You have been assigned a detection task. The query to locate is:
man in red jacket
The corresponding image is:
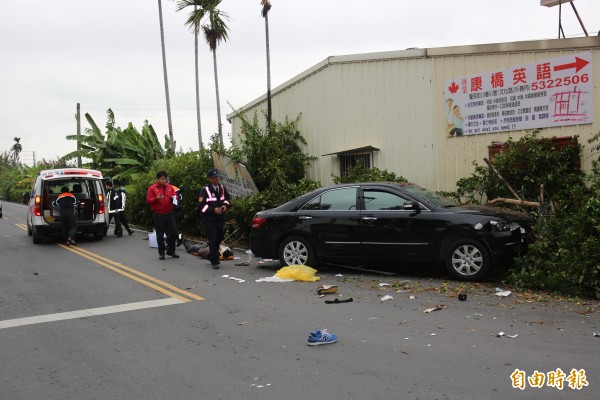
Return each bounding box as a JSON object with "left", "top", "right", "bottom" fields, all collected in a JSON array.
[{"left": 146, "top": 171, "right": 179, "bottom": 260}]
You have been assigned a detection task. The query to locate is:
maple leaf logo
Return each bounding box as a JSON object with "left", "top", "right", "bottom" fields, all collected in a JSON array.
[{"left": 448, "top": 81, "right": 459, "bottom": 94}]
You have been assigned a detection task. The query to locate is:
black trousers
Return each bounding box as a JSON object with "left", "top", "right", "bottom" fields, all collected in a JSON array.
[
  {"left": 61, "top": 212, "right": 77, "bottom": 241},
  {"left": 153, "top": 213, "right": 177, "bottom": 255},
  {"left": 204, "top": 218, "right": 225, "bottom": 265},
  {"left": 106, "top": 212, "right": 122, "bottom": 235},
  {"left": 119, "top": 211, "right": 131, "bottom": 233}
]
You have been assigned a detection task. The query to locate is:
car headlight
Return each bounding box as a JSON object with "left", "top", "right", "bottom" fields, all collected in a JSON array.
[{"left": 489, "top": 220, "right": 521, "bottom": 232}]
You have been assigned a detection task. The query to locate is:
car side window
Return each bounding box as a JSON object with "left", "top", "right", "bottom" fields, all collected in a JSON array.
[
  {"left": 302, "top": 187, "right": 358, "bottom": 211},
  {"left": 362, "top": 190, "right": 410, "bottom": 211}
]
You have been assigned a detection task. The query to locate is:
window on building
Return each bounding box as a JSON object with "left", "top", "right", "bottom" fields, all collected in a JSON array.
[{"left": 340, "top": 153, "right": 371, "bottom": 178}]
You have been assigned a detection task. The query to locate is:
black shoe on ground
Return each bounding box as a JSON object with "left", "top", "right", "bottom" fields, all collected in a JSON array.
[
  {"left": 116, "top": 233, "right": 123, "bottom": 238},
  {"left": 176, "top": 234, "right": 183, "bottom": 247},
  {"left": 159, "top": 253, "right": 165, "bottom": 260},
  {"left": 128, "top": 230, "right": 134, "bottom": 236},
  {"left": 167, "top": 252, "right": 180, "bottom": 258},
  {"left": 211, "top": 263, "right": 220, "bottom": 269},
  {"left": 67, "top": 237, "right": 76, "bottom": 246}
]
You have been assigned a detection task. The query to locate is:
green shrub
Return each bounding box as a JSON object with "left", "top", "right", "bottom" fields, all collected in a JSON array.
[
  {"left": 511, "top": 188, "right": 600, "bottom": 299},
  {"left": 126, "top": 150, "right": 213, "bottom": 236},
  {"left": 451, "top": 131, "right": 585, "bottom": 206}
]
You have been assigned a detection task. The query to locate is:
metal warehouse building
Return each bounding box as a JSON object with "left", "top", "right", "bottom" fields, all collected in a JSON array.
[{"left": 228, "top": 37, "right": 599, "bottom": 191}]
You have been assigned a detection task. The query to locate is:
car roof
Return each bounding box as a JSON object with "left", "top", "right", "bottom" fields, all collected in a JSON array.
[
  {"left": 277, "top": 182, "right": 419, "bottom": 211},
  {"left": 39, "top": 168, "right": 104, "bottom": 181}
]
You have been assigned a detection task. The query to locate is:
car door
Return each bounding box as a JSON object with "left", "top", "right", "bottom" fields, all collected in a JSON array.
[
  {"left": 296, "top": 186, "right": 363, "bottom": 258},
  {"left": 359, "top": 187, "right": 437, "bottom": 260}
]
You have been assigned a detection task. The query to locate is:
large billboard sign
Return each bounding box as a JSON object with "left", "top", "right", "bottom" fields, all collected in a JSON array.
[
  {"left": 212, "top": 152, "right": 259, "bottom": 198},
  {"left": 443, "top": 52, "right": 592, "bottom": 137},
  {"left": 540, "top": 0, "right": 574, "bottom": 8}
]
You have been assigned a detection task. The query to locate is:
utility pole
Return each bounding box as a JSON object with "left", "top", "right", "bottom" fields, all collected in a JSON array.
[{"left": 76, "top": 103, "right": 82, "bottom": 167}]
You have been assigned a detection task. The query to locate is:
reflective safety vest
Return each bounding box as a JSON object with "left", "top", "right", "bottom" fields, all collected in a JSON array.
[
  {"left": 52, "top": 192, "right": 77, "bottom": 214},
  {"left": 199, "top": 184, "right": 230, "bottom": 215}
]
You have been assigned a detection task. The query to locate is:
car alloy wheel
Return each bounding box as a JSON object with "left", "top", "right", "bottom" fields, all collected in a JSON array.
[
  {"left": 279, "top": 236, "right": 315, "bottom": 266},
  {"left": 445, "top": 239, "right": 490, "bottom": 281}
]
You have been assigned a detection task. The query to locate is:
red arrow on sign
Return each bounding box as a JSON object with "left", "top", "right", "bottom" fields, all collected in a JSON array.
[{"left": 553, "top": 57, "right": 589, "bottom": 73}]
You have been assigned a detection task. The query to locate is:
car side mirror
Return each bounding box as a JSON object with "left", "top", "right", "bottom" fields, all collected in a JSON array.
[{"left": 403, "top": 201, "right": 420, "bottom": 212}]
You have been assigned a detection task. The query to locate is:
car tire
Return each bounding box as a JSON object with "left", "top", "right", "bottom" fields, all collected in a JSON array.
[
  {"left": 444, "top": 238, "right": 490, "bottom": 281},
  {"left": 32, "top": 227, "right": 42, "bottom": 244},
  {"left": 278, "top": 236, "right": 315, "bottom": 267}
]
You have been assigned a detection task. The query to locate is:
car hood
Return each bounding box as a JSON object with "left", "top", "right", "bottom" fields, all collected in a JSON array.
[{"left": 448, "top": 205, "right": 531, "bottom": 223}]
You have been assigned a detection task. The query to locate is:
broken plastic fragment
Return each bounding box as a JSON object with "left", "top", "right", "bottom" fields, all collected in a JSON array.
[{"left": 424, "top": 304, "right": 447, "bottom": 313}]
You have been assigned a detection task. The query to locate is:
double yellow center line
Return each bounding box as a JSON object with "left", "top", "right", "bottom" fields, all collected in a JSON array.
[{"left": 15, "top": 224, "right": 203, "bottom": 302}]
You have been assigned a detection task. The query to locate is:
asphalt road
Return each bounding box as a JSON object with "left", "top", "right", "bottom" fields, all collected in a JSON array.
[{"left": 1, "top": 201, "right": 598, "bottom": 400}]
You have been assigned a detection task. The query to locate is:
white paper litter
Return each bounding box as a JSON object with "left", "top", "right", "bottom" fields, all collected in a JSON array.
[
  {"left": 495, "top": 291, "right": 512, "bottom": 297},
  {"left": 335, "top": 274, "right": 344, "bottom": 277},
  {"left": 380, "top": 295, "right": 394, "bottom": 302},
  {"left": 255, "top": 276, "right": 295, "bottom": 282},
  {"left": 222, "top": 275, "right": 245, "bottom": 283},
  {"left": 379, "top": 283, "right": 391, "bottom": 287}
]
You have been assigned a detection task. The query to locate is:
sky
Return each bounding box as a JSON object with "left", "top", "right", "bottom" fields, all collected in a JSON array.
[{"left": 1, "top": 0, "right": 598, "bottom": 165}]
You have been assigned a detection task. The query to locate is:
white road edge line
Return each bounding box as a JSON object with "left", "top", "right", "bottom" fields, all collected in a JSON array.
[{"left": 0, "top": 298, "right": 185, "bottom": 330}]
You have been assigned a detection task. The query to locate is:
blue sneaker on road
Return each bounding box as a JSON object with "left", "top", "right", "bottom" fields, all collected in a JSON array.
[{"left": 307, "top": 329, "right": 337, "bottom": 346}]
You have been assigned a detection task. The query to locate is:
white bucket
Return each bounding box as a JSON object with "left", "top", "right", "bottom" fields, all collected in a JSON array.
[{"left": 148, "top": 231, "right": 167, "bottom": 248}]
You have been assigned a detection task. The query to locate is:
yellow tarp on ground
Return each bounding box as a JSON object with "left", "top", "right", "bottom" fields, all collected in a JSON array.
[{"left": 275, "top": 265, "right": 320, "bottom": 282}]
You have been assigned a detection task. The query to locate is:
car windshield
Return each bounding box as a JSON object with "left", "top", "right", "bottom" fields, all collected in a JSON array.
[{"left": 402, "top": 185, "right": 458, "bottom": 208}]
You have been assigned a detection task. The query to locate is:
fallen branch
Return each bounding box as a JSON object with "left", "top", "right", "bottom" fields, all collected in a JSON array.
[
  {"left": 483, "top": 157, "right": 521, "bottom": 200},
  {"left": 486, "top": 197, "right": 540, "bottom": 207}
]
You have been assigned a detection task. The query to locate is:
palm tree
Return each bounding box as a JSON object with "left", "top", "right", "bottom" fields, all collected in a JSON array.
[
  {"left": 202, "top": 5, "right": 229, "bottom": 146},
  {"left": 157, "top": 0, "right": 175, "bottom": 153},
  {"left": 10, "top": 137, "right": 22, "bottom": 166},
  {"left": 175, "top": 0, "right": 218, "bottom": 151},
  {"left": 261, "top": 0, "right": 272, "bottom": 127}
]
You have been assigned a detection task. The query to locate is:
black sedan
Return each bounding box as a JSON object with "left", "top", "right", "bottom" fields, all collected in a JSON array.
[{"left": 249, "top": 182, "right": 531, "bottom": 281}]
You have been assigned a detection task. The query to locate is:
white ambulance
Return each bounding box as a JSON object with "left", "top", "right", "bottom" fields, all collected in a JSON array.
[{"left": 26, "top": 168, "right": 108, "bottom": 244}]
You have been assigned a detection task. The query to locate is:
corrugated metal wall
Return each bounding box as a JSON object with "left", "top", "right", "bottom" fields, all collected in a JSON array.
[{"left": 229, "top": 37, "right": 600, "bottom": 191}]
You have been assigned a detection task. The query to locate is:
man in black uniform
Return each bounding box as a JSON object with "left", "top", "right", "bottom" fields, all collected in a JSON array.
[
  {"left": 117, "top": 180, "right": 134, "bottom": 236},
  {"left": 198, "top": 168, "right": 231, "bottom": 269},
  {"left": 105, "top": 181, "right": 123, "bottom": 237},
  {"left": 52, "top": 186, "right": 78, "bottom": 245}
]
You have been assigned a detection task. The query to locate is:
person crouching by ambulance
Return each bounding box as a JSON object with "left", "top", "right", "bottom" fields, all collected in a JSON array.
[
  {"left": 198, "top": 168, "right": 231, "bottom": 269},
  {"left": 52, "top": 186, "right": 77, "bottom": 245}
]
